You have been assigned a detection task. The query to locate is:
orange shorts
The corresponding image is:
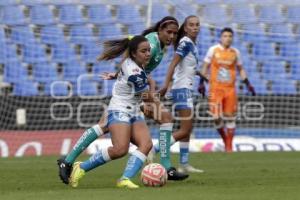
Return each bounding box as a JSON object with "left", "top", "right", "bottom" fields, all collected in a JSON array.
[{"left": 208, "top": 87, "right": 237, "bottom": 118}]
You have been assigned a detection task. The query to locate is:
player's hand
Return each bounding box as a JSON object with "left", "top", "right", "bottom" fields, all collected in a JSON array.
[
  {"left": 247, "top": 84, "right": 256, "bottom": 96},
  {"left": 158, "top": 86, "right": 168, "bottom": 97},
  {"left": 99, "top": 72, "right": 117, "bottom": 80},
  {"left": 198, "top": 82, "right": 206, "bottom": 98}
]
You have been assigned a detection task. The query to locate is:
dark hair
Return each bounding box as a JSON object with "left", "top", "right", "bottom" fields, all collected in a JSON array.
[
  {"left": 175, "top": 15, "right": 198, "bottom": 49},
  {"left": 98, "top": 35, "right": 148, "bottom": 61},
  {"left": 142, "top": 16, "right": 179, "bottom": 36},
  {"left": 221, "top": 27, "right": 234, "bottom": 36}
]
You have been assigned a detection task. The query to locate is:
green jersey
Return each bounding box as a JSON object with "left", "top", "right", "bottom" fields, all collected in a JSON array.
[{"left": 145, "top": 32, "right": 165, "bottom": 74}]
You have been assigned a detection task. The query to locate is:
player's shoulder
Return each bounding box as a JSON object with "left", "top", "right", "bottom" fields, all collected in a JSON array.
[
  {"left": 121, "top": 58, "right": 139, "bottom": 73},
  {"left": 229, "top": 46, "right": 241, "bottom": 55}
]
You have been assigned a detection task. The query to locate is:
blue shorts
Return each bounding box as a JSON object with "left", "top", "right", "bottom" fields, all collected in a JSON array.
[
  {"left": 171, "top": 88, "right": 193, "bottom": 110},
  {"left": 107, "top": 110, "right": 145, "bottom": 127}
]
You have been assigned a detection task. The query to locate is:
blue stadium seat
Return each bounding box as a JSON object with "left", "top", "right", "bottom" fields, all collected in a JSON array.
[
  {"left": 69, "top": 25, "right": 95, "bottom": 44},
  {"left": 128, "top": 23, "right": 146, "bottom": 35},
  {"left": 3, "top": 61, "right": 28, "bottom": 83},
  {"left": 202, "top": 5, "right": 230, "bottom": 25},
  {"left": 63, "top": 61, "right": 87, "bottom": 82},
  {"left": 268, "top": 24, "right": 295, "bottom": 43},
  {"left": 58, "top": 5, "right": 85, "bottom": 25},
  {"left": 261, "top": 61, "right": 287, "bottom": 80},
  {"left": 151, "top": 4, "right": 170, "bottom": 22},
  {"left": 116, "top": 5, "right": 143, "bottom": 24},
  {"left": 10, "top": 26, "right": 37, "bottom": 44},
  {"left": 22, "top": 0, "right": 48, "bottom": 5},
  {"left": 80, "top": 42, "right": 103, "bottom": 63},
  {"left": 0, "top": 0, "right": 18, "bottom": 5},
  {"left": 174, "top": 4, "right": 198, "bottom": 22},
  {"left": 51, "top": 43, "right": 77, "bottom": 63},
  {"left": 98, "top": 24, "right": 123, "bottom": 40},
  {"left": 252, "top": 42, "right": 278, "bottom": 61},
  {"left": 76, "top": 80, "right": 99, "bottom": 96},
  {"left": 33, "top": 62, "right": 59, "bottom": 83},
  {"left": 259, "top": 5, "right": 285, "bottom": 24},
  {"left": 30, "top": 5, "right": 55, "bottom": 25},
  {"left": 0, "top": 42, "right": 19, "bottom": 63},
  {"left": 1, "top": 6, "right": 27, "bottom": 25},
  {"left": 13, "top": 81, "right": 40, "bottom": 96},
  {"left": 193, "top": 0, "right": 222, "bottom": 4},
  {"left": 280, "top": 43, "right": 300, "bottom": 59},
  {"left": 93, "top": 61, "right": 116, "bottom": 74},
  {"left": 286, "top": 6, "right": 300, "bottom": 24},
  {"left": 231, "top": 5, "right": 257, "bottom": 24},
  {"left": 272, "top": 80, "right": 297, "bottom": 95},
  {"left": 87, "top": 5, "right": 115, "bottom": 24},
  {"left": 44, "top": 81, "right": 71, "bottom": 96},
  {"left": 290, "top": 62, "right": 300, "bottom": 80},
  {"left": 241, "top": 24, "right": 268, "bottom": 42},
  {"left": 51, "top": 0, "right": 80, "bottom": 5},
  {"left": 40, "top": 25, "right": 66, "bottom": 45},
  {"left": 249, "top": 79, "right": 269, "bottom": 95},
  {"left": 22, "top": 43, "right": 48, "bottom": 63}
]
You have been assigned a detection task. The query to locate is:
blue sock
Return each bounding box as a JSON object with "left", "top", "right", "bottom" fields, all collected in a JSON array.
[
  {"left": 80, "top": 147, "right": 111, "bottom": 172},
  {"left": 122, "top": 150, "right": 146, "bottom": 179},
  {"left": 180, "top": 142, "right": 189, "bottom": 165}
]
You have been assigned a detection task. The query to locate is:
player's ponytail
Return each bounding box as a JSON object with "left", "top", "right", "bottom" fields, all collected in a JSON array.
[
  {"left": 142, "top": 16, "right": 179, "bottom": 36},
  {"left": 98, "top": 35, "right": 148, "bottom": 61},
  {"left": 175, "top": 15, "right": 198, "bottom": 49}
]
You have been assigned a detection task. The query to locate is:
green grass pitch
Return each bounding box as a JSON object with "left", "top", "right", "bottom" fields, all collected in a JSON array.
[{"left": 0, "top": 152, "right": 299, "bottom": 200}]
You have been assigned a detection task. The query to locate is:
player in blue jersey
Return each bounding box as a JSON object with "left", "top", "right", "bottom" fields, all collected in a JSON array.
[
  {"left": 156, "top": 16, "right": 204, "bottom": 173},
  {"left": 69, "top": 35, "right": 153, "bottom": 189},
  {"left": 58, "top": 17, "right": 188, "bottom": 185}
]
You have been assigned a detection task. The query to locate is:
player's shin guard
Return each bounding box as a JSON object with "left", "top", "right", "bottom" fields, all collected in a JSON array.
[
  {"left": 179, "top": 142, "right": 189, "bottom": 166},
  {"left": 159, "top": 123, "right": 173, "bottom": 170},
  {"left": 65, "top": 125, "right": 103, "bottom": 164},
  {"left": 122, "top": 150, "right": 146, "bottom": 179},
  {"left": 225, "top": 121, "right": 236, "bottom": 152},
  {"left": 80, "top": 147, "right": 111, "bottom": 172},
  {"left": 153, "top": 134, "right": 175, "bottom": 153}
]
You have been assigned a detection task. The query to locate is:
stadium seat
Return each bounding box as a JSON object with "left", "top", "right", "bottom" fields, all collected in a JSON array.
[
  {"left": 80, "top": 42, "right": 103, "bottom": 63},
  {"left": 202, "top": 5, "right": 230, "bottom": 25},
  {"left": 231, "top": 5, "right": 257, "bottom": 24},
  {"left": 241, "top": 24, "right": 268, "bottom": 42},
  {"left": 69, "top": 25, "right": 96, "bottom": 44},
  {"left": 87, "top": 5, "right": 115, "bottom": 24},
  {"left": 93, "top": 61, "right": 116, "bottom": 74},
  {"left": 51, "top": 43, "right": 77, "bottom": 63},
  {"left": 98, "top": 24, "right": 123, "bottom": 40},
  {"left": 76, "top": 80, "right": 99, "bottom": 96},
  {"left": 22, "top": 43, "right": 48, "bottom": 63},
  {"left": 151, "top": 4, "right": 170, "bottom": 22},
  {"left": 3, "top": 61, "right": 28, "bottom": 83},
  {"left": 58, "top": 5, "right": 85, "bottom": 25},
  {"left": 10, "top": 26, "right": 37, "bottom": 44},
  {"left": 63, "top": 61, "right": 87, "bottom": 82},
  {"left": 1, "top": 6, "right": 27, "bottom": 25},
  {"left": 127, "top": 23, "right": 146, "bottom": 35},
  {"left": 280, "top": 43, "right": 300, "bottom": 59},
  {"left": 193, "top": 0, "right": 222, "bottom": 5},
  {"left": 0, "top": 43, "right": 19, "bottom": 62},
  {"left": 252, "top": 42, "right": 278, "bottom": 61},
  {"left": 116, "top": 5, "right": 143, "bottom": 24},
  {"left": 0, "top": 0, "right": 18, "bottom": 5},
  {"left": 261, "top": 61, "right": 287, "bottom": 80},
  {"left": 258, "top": 5, "right": 285, "bottom": 24},
  {"left": 33, "top": 62, "right": 59, "bottom": 83},
  {"left": 272, "top": 80, "right": 297, "bottom": 95},
  {"left": 286, "top": 6, "right": 300, "bottom": 24},
  {"left": 174, "top": 4, "right": 198, "bottom": 22},
  {"left": 30, "top": 5, "right": 56, "bottom": 25},
  {"left": 13, "top": 81, "right": 40, "bottom": 96},
  {"left": 40, "top": 25, "right": 66, "bottom": 45},
  {"left": 44, "top": 81, "right": 71, "bottom": 96},
  {"left": 22, "top": 0, "right": 49, "bottom": 5},
  {"left": 268, "top": 24, "right": 295, "bottom": 43}
]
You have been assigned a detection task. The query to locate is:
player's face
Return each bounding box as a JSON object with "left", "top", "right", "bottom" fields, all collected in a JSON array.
[
  {"left": 184, "top": 17, "right": 200, "bottom": 39},
  {"left": 132, "top": 41, "right": 151, "bottom": 67},
  {"left": 221, "top": 32, "right": 233, "bottom": 48},
  {"left": 158, "top": 23, "right": 178, "bottom": 46}
]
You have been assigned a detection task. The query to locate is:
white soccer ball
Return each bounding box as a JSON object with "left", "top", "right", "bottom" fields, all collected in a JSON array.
[{"left": 141, "top": 163, "right": 168, "bottom": 187}]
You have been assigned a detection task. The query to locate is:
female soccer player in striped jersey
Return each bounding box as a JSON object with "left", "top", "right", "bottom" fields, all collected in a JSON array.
[
  {"left": 58, "top": 16, "right": 188, "bottom": 184},
  {"left": 69, "top": 35, "right": 153, "bottom": 189},
  {"left": 157, "top": 15, "right": 204, "bottom": 173},
  {"left": 199, "top": 27, "right": 256, "bottom": 152}
]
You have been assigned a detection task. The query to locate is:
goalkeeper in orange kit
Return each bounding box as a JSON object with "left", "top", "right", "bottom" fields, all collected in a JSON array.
[{"left": 198, "top": 27, "right": 256, "bottom": 152}]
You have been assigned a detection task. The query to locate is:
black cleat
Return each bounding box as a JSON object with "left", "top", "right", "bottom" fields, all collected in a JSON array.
[
  {"left": 57, "top": 156, "right": 72, "bottom": 184},
  {"left": 167, "top": 167, "right": 189, "bottom": 181}
]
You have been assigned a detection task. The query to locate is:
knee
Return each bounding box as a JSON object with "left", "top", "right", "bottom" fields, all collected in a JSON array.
[{"left": 138, "top": 139, "right": 153, "bottom": 155}]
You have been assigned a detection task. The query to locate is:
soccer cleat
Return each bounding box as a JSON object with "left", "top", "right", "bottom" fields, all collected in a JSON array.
[
  {"left": 167, "top": 167, "right": 189, "bottom": 181},
  {"left": 146, "top": 148, "right": 156, "bottom": 164},
  {"left": 116, "top": 178, "right": 139, "bottom": 189},
  {"left": 69, "top": 162, "right": 85, "bottom": 188},
  {"left": 57, "top": 156, "right": 72, "bottom": 184},
  {"left": 178, "top": 164, "right": 204, "bottom": 173}
]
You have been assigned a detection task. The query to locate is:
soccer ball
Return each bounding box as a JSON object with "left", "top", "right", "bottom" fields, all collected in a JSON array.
[{"left": 141, "top": 163, "right": 168, "bottom": 187}]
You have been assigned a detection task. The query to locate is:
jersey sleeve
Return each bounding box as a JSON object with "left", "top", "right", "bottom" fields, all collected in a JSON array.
[
  {"left": 145, "top": 34, "right": 158, "bottom": 59},
  {"left": 176, "top": 40, "right": 193, "bottom": 58},
  {"left": 203, "top": 46, "right": 214, "bottom": 64},
  {"left": 122, "top": 63, "right": 148, "bottom": 93}
]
